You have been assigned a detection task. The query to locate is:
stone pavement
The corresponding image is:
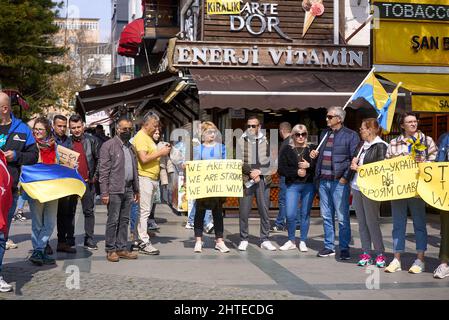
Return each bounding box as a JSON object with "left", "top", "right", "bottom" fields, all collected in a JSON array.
[{"left": 1, "top": 202, "right": 448, "bottom": 300}]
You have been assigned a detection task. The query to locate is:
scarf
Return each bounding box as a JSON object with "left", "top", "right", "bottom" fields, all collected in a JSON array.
[{"left": 36, "top": 137, "right": 57, "bottom": 164}]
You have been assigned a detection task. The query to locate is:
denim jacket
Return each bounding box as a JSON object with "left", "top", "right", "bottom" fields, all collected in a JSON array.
[{"left": 437, "top": 133, "right": 449, "bottom": 162}]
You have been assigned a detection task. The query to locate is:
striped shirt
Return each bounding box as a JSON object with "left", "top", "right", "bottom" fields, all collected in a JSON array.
[
  {"left": 386, "top": 131, "right": 438, "bottom": 161},
  {"left": 320, "top": 132, "right": 334, "bottom": 180}
]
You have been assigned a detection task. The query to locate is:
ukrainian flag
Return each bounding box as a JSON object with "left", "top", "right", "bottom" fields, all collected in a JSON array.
[
  {"left": 20, "top": 164, "right": 86, "bottom": 203},
  {"left": 351, "top": 70, "right": 401, "bottom": 134}
]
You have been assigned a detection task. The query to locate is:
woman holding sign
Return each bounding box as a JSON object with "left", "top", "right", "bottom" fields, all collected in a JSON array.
[
  {"left": 385, "top": 112, "right": 437, "bottom": 274},
  {"left": 349, "top": 119, "right": 388, "bottom": 268},
  {"left": 278, "top": 124, "right": 316, "bottom": 252},
  {"left": 192, "top": 121, "right": 229, "bottom": 253},
  {"left": 28, "top": 117, "right": 60, "bottom": 266}
]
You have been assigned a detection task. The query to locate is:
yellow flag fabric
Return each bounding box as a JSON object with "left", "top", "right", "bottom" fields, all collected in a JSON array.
[
  {"left": 382, "top": 82, "right": 401, "bottom": 135},
  {"left": 357, "top": 156, "right": 419, "bottom": 201},
  {"left": 417, "top": 162, "right": 449, "bottom": 211},
  {"left": 186, "top": 159, "right": 243, "bottom": 200}
]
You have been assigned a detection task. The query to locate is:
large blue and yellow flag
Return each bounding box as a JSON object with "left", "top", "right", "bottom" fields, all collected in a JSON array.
[
  {"left": 20, "top": 164, "right": 86, "bottom": 203},
  {"left": 351, "top": 70, "right": 401, "bottom": 134}
]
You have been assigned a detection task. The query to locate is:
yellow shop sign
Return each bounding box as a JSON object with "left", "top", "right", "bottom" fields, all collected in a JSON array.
[
  {"left": 374, "top": 20, "right": 449, "bottom": 66},
  {"left": 206, "top": 0, "right": 240, "bottom": 15}
]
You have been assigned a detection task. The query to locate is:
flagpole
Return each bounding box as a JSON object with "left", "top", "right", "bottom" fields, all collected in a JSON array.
[{"left": 315, "top": 67, "right": 376, "bottom": 152}]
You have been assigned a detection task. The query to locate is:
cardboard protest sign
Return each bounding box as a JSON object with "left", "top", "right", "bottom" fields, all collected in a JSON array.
[
  {"left": 57, "top": 145, "right": 80, "bottom": 169},
  {"left": 357, "top": 156, "right": 419, "bottom": 201},
  {"left": 186, "top": 159, "right": 243, "bottom": 200},
  {"left": 418, "top": 162, "right": 449, "bottom": 211}
]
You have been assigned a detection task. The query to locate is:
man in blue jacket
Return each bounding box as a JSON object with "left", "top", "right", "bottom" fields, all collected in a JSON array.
[
  {"left": 310, "top": 106, "right": 360, "bottom": 260},
  {"left": 0, "top": 92, "right": 38, "bottom": 292}
]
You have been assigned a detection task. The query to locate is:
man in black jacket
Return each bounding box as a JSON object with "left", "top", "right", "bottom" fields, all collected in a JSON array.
[
  {"left": 0, "top": 92, "right": 38, "bottom": 292},
  {"left": 68, "top": 114, "right": 100, "bottom": 250}
]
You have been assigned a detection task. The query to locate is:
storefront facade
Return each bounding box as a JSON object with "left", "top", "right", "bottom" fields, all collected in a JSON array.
[{"left": 373, "top": 0, "right": 449, "bottom": 141}]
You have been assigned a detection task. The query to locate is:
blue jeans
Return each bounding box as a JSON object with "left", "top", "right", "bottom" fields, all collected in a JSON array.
[
  {"left": 130, "top": 202, "right": 139, "bottom": 236},
  {"left": 391, "top": 198, "right": 427, "bottom": 253},
  {"left": 275, "top": 176, "right": 301, "bottom": 228},
  {"left": 286, "top": 183, "right": 315, "bottom": 242},
  {"left": 16, "top": 193, "right": 27, "bottom": 211},
  {"left": 319, "top": 180, "right": 351, "bottom": 251},
  {"left": 30, "top": 199, "right": 58, "bottom": 252},
  {"left": 188, "top": 200, "right": 212, "bottom": 226}
]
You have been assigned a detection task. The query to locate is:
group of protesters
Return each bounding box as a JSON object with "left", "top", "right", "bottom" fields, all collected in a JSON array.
[{"left": 1, "top": 88, "right": 448, "bottom": 292}]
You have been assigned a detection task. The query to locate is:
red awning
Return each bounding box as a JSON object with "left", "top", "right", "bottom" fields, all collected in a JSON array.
[{"left": 118, "top": 18, "right": 144, "bottom": 57}]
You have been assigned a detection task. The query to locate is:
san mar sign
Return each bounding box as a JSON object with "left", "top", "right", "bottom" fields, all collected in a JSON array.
[
  {"left": 169, "top": 41, "right": 370, "bottom": 70},
  {"left": 373, "top": 0, "right": 449, "bottom": 67}
]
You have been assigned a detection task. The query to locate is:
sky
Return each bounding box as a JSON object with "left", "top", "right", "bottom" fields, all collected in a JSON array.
[{"left": 58, "top": 0, "right": 112, "bottom": 42}]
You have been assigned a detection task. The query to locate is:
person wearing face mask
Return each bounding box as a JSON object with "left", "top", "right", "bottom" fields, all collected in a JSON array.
[{"left": 99, "top": 117, "right": 140, "bottom": 262}]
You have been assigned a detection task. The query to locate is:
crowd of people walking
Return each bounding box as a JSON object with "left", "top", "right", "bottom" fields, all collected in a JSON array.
[{"left": 1, "top": 89, "right": 449, "bottom": 293}]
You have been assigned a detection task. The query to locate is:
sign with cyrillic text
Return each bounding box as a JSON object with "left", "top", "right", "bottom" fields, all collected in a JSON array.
[{"left": 356, "top": 156, "right": 419, "bottom": 201}]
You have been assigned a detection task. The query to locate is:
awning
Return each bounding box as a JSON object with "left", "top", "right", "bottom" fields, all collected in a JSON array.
[
  {"left": 76, "top": 71, "right": 178, "bottom": 116},
  {"left": 379, "top": 73, "right": 449, "bottom": 113},
  {"left": 190, "top": 69, "right": 372, "bottom": 110},
  {"left": 118, "top": 18, "right": 144, "bottom": 57}
]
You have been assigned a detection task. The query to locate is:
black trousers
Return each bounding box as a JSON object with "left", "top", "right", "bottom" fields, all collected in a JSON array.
[
  {"left": 57, "top": 195, "right": 77, "bottom": 246},
  {"left": 68, "top": 182, "right": 96, "bottom": 242},
  {"left": 194, "top": 198, "right": 224, "bottom": 238}
]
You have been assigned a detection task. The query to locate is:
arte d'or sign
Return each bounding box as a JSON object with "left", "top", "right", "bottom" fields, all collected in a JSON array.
[{"left": 172, "top": 41, "right": 370, "bottom": 70}]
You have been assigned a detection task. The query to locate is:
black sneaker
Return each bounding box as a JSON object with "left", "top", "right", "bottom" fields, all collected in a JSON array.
[
  {"left": 42, "top": 253, "right": 56, "bottom": 265},
  {"left": 271, "top": 225, "right": 284, "bottom": 232},
  {"left": 29, "top": 251, "right": 44, "bottom": 266},
  {"left": 317, "top": 248, "right": 336, "bottom": 257},
  {"left": 84, "top": 240, "right": 98, "bottom": 250},
  {"left": 339, "top": 249, "right": 351, "bottom": 260}
]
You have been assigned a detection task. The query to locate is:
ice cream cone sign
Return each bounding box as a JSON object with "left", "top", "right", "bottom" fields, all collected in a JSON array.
[{"left": 302, "top": 0, "right": 325, "bottom": 37}]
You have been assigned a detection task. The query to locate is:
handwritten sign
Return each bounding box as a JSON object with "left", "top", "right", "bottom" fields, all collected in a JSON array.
[
  {"left": 357, "top": 156, "right": 419, "bottom": 201},
  {"left": 418, "top": 162, "right": 449, "bottom": 211},
  {"left": 186, "top": 159, "right": 243, "bottom": 199},
  {"left": 57, "top": 145, "right": 80, "bottom": 169}
]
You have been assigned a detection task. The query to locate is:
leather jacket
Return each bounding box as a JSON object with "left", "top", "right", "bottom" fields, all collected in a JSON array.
[
  {"left": 67, "top": 133, "right": 100, "bottom": 181},
  {"left": 348, "top": 140, "right": 387, "bottom": 182}
]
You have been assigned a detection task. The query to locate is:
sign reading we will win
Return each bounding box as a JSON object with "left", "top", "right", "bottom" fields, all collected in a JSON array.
[{"left": 186, "top": 160, "right": 244, "bottom": 200}]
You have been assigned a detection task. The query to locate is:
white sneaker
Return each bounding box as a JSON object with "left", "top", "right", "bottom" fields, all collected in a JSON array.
[
  {"left": 409, "top": 259, "right": 425, "bottom": 274},
  {"left": 6, "top": 239, "right": 18, "bottom": 250},
  {"left": 433, "top": 263, "right": 449, "bottom": 279},
  {"left": 238, "top": 240, "right": 249, "bottom": 251},
  {"left": 279, "top": 240, "right": 296, "bottom": 251},
  {"left": 385, "top": 258, "right": 402, "bottom": 273},
  {"left": 215, "top": 242, "right": 230, "bottom": 253},
  {"left": 194, "top": 241, "right": 203, "bottom": 253},
  {"left": 0, "top": 276, "right": 12, "bottom": 293},
  {"left": 260, "top": 241, "right": 277, "bottom": 251},
  {"left": 185, "top": 222, "right": 194, "bottom": 229},
  {"left": 299, "top": 241, "right": 308, "bottom": 252}
]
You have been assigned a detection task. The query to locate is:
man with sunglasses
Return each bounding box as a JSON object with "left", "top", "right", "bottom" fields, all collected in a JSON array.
[
  {"left": 99, "top": 117, "right": 140, "bottom": 262},
  {"left": 310, "top": 107, "right": 359, "bottom": 260},
  {"left": 237, "top": 116, "right": 277, "bottom": 251}
]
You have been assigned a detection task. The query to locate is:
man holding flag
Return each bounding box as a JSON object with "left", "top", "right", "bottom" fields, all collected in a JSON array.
[{"left": 310, "top": 107, "right": 359, "bottom": 260}]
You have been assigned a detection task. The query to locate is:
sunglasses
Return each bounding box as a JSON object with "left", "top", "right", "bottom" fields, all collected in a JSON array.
[
  {"left": 294, "top": 132, "right": 307, "bottom": 138},
  {"left": 121, "top": 127, "right": 133, "bottom": 132},
  {"left": 247, "top": 124, "right": 258, "bottom": 128},
  {"left": 204, "top": 129, "right": 216, "bottom": 134},
  {"left": 326, "top": 115, "right": 338, "bottom": 120}
]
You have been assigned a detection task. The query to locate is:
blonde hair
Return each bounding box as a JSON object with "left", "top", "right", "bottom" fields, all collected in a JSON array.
[
  {"left": 201, "top": 121, "right": 218, "bottom": 142},
  {"left": 288, "top": 124, "right": 308, "bottom": 148}
]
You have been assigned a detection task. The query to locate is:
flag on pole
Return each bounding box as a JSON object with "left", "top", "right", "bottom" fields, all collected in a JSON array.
[{"left": 351, "top": 70, "right": 401, "bottom": 134}]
